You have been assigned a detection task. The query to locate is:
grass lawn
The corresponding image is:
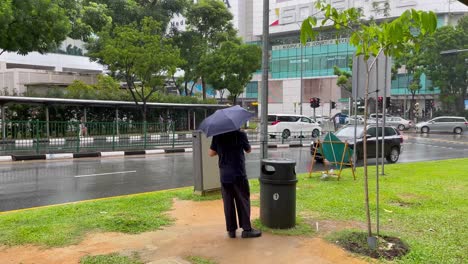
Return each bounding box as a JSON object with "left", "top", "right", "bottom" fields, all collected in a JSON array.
[{"left": 0, "top": 158, "right": 466, "bottom": 264}]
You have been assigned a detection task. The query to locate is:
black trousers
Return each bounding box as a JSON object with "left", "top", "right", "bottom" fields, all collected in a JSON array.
[{"left": 221, "top": 177, "right": 252, "bottom": 232}]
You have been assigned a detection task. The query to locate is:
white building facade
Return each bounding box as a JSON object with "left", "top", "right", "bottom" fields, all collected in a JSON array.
[{"left": 0, "top": 39, "right": 104, "bottom": 95}]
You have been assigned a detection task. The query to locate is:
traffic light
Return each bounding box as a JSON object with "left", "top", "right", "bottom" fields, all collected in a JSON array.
[
  {"left": 378, "top": 96, "right": 383, "bottom": 107},
  {"left": 310, "top": 97, "right": 316, "bottom": 108},
  {"left": 331, "top": 101, "right": 336, "bottom": 109},
  {"left": 386, "top": 97, "right": 391, "bottom": 108},
  {"left": 310, "top": 97, "right": 320, "bottom": 108},
  {"left": 425, "top": 100, "right": 432, "bottom": 110}
]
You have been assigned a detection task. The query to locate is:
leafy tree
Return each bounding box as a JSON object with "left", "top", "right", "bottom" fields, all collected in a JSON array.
[
  {"left": 57, "top": 0, "right": 112, "bottom": 41},
  {"left": 0, "top": 0, "right": 71, "bottom": 56},
  {"left": 185, "top": 0, "right": 237, "bottom": 100},
  {"left": 204, "top": 41, "right": 261, "bottom": 104},
  {"left": 333, "top": 66, "right": 352, "bottom": 93},
  {"left": 393, "top": 43, "right": 425, "bottom": 120},
  {"left": 301, "top": 2, "right": 437, "bottom": 242},
  {"left": 418, "top": 16, "right": 468, "bottom": 114},
  {"left": 91, "top": 0, "right": 188, "bottom": 28},
  {"left": 88, "top": 17, "right": 182, "bottom": 121},
  {"left": 170, "top": 30, "right": 206, "bottom": 96}
]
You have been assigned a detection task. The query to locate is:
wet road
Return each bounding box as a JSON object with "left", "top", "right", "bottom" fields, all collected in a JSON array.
[{"left": 1, "top": 132, "right": 467, "bottom": 212}]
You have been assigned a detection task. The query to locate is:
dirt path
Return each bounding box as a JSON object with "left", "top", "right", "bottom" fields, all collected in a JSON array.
[{"left": 0, "top": 199, "right": 368, "bottom": 264}]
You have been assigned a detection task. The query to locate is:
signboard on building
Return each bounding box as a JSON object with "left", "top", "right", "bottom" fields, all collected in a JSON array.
[{"left": 272, "top": 38, "right": 349, "bottom": 50}]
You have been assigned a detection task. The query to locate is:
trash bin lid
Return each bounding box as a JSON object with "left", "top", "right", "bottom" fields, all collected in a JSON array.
[
  {"left": 260, "top": 158, "right": 296, "bottom": 181},
  {"left": 261, "top": 158, "right": 296, "bottom": 165}
]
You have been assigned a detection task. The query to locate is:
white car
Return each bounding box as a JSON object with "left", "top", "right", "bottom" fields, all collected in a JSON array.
[
  {"left": 268, "top": 114, "right": 322, "bottom": 139},
  {"left": 309, "top": 115, "right": 330, "bottom": 124}
]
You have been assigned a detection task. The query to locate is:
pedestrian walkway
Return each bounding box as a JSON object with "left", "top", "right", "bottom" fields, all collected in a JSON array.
[{"left": 0, "top": 199, "right": 367, "bottom": 264}]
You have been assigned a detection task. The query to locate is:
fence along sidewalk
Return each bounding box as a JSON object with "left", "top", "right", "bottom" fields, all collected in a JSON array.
[{"left": 0, "top": 120, "right": 193, "bottom": 155}]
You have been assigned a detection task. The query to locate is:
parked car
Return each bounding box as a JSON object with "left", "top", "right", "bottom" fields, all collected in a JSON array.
[
  {"left": 345, "top": 115, "right": 365, "bottom": 125},
  {"left": 415, "top": 116, "right": 468, "bottom": 134},
  {"left": 268, "top": 114, "right": 322, "bottom": 139},
  {"left": 310, "top": 124, "right": 403, "bottom": 163},
  {"left": 386, "top": 116, "right": 414, "bottom": 131},
  {"left": 369, "top": 113, "right": 392, "bottom": 119},
  {"left": 310, "top": 115, "right": 330, "bottom": 125}
]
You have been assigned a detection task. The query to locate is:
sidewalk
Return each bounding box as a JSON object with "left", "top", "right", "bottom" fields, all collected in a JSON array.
[{"left": 0, "top": 199, "right": 367, "bottom": 264}]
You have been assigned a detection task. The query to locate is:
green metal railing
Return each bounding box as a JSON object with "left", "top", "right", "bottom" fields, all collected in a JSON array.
[
  {"left": 0, "top": 120, "right": 190, "bottom": 155},
  {"left": 0, "top": 120, "right": 322, "bottom": 155}
]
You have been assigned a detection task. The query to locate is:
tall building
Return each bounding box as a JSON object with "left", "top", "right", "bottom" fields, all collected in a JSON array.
[{"left": 236, "top": 0, "right": 467, "bottom": 118}]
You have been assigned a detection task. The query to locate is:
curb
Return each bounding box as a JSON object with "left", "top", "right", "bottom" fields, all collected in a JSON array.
[{"left": 0, "top": 143, "right": 309, "bottom": 162}]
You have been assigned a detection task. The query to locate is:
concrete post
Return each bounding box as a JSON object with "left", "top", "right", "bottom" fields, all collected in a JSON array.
[
  {"left": 1, "top": 105, "right": 5, "bottom": 140},
  {"left": 115, "top": 108, "right": 119, "bottom": 135}
]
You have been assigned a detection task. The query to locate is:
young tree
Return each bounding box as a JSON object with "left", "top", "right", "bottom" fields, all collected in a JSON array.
[
  {"left": 88, "top": 17, "right": 182, "bottom": 121},
  {"left": 301, "top": 2, "right": 437, "bottom": 243},
  {"left": 0, "top": 0, "right": 71, "bottom": 56}
]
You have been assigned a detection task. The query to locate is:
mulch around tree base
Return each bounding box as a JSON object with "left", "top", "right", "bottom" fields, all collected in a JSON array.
[{"left": 334, "top": 232, "right": 410, "bottom": 260}]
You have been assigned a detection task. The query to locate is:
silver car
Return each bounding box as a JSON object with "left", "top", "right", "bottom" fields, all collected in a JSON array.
[
  {"left": 415, "top": 116, "right": 468, "bottom": 134},
  {"left": 386, "top": 117, "right": 414, "bottom": 131}
]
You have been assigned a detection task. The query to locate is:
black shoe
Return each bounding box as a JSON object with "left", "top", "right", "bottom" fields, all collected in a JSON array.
[
  {"left": 241, "top": 229, "right": 262, "bottom": 238},
  {"left": 228, "top": 231, "right": 236, "bottom": 238}
]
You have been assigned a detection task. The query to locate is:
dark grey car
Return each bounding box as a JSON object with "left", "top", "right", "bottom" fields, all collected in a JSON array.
[{"left": 311, "top": 125, "right": 403, "bottom": 163}]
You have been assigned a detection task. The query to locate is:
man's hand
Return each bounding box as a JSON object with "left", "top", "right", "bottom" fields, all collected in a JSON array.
[{"left": 208, "top": 149, "right": 218, "bottom": 157}]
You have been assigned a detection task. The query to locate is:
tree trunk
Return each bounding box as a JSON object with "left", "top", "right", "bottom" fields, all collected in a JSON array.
[
  {"left": 202, "top": 77, "right": 207, "bottom": 100},
  {"left": 184, "top": 81, "right": 189, "bottom": 96},
  {"left": 142, "top": 102, "right": 147, "bottom": 123},
  {"left": 232, "top": 95, "right": 238, "bottom": 105},
  {"left": 190, "top": 82, "right": 197, "bottom": 96}
]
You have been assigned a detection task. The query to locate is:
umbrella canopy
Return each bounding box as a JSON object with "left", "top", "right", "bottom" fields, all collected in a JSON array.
[{"left": 198, "top": 105, "right": 255, "bottom": 137}]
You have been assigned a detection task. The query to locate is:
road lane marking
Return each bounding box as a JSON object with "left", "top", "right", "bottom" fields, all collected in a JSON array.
[{"left": 74, "top": 170, "right": 137, "bottom": 178}]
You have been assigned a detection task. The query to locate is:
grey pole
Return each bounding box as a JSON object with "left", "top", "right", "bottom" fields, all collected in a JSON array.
[
  {"left": 381, "top": 56, "right": 388, "bottom": 175},
  {"left": 1, "top": 105, "right": 5, "bottom": 140},
  {"left": 353, "top": 56, "right": 360, "bottom": 167},
  {"left": 193, "top": 110, "right": 196, "bottom": 130},
  {"left": 45, "top": 105, "right": 50, "bottom": 138},
  {"left": 260, "top": 0, "right": 269, "bottom": 159},
  {"left": 115, "top": 108, "right": 119, "bottom": 135},
  {"left": 375, "top": 56, "right": 380, "bottom": 238},
  {"left": 300, "top": 42, "right": 303, "bottom": 115},
  {"left": 83, "top": 108, "right": 87, "bottom": 123}
]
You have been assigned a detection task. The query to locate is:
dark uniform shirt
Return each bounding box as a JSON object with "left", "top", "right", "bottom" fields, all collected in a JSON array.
[{"left": 210, "top": 130, "right": 251, "bottom": 184}]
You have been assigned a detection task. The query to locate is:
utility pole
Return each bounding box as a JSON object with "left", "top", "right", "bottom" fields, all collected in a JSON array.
[
  {"left": 300, "top": 42, "right": 303, "bottom": 115},
  {"left": 260, "top": 0, "right": 269, "bottom": 159}
]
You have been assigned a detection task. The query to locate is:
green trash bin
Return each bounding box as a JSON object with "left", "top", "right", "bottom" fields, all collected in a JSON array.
[{"left": 259, "top": 158, "right": 297, "bottom": 229}]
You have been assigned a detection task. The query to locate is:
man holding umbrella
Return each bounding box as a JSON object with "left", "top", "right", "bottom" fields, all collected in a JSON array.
[{"left": 200, "top": 106, "right": 262, "bottom": 239}]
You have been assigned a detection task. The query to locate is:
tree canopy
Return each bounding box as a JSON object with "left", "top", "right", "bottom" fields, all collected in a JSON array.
[
  {"left": 88, "top": 17, "right": 182, "bottom": 121},
  {"left": 417, "top": 16, "right": 468, "bottom": 114},
  {"left": 204, "top": 41, "right": 261, "bottom": 104},
  {"left": 184, "top": 0, "right": 238, "bottom": 100},
  {"left": 0, "top": 0, "right": 71, "bottom": 56}
]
